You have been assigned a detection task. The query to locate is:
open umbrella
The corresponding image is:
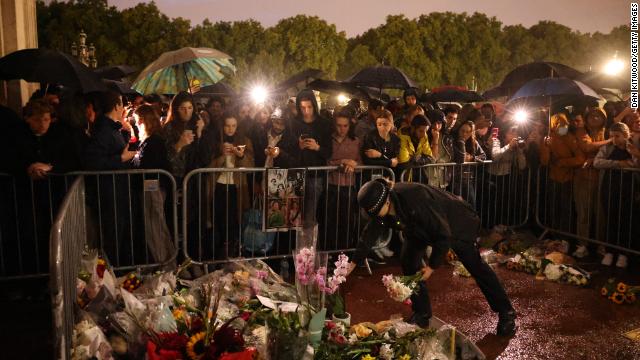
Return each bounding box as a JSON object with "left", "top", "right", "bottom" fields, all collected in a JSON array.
[
  {"left": 104, "top": 79, "right": 140, "bottom": 95},
  {"left": 422, "top": 86, "right": 484, "bottom": 103},
  {"left": 578, "top": 71, "right": 630, "bottom": 92},
  {"left": 508, "top": 77, "right": 600, "bottom": 104},
  {"left": 307, "top": 79, "right": 372, "bottom": 100},
  {"left": 0, "top": 48, "right": 107, "bottom": 93},
  {"left": 345, "top": 65, "right": 418, "bottom": 90},
  {"left": 497, "top": 61, "right": 584, "bottom": 97},
  {"left": 132, "top": 47, "right": 235, "bottom": 95},
  {"left": 94, "top": 65, "right": 138, "bottom": 80},
  {"left": 275, "top": 68, "right": 324, "bottom": 92},
  {"left": 507, "top": 77, "right": 602, "bottom": 134},
  {"left": 196, "top": 82, "right": 237, "bottom": 97}
]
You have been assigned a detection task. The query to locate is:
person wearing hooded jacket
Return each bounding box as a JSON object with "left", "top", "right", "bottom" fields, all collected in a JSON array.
[
  {"left": 353, "top": 178, "right": 516, "bottom": 336},
  {"left": 288, "top": 89, "right": 333, "bottom": 230}
]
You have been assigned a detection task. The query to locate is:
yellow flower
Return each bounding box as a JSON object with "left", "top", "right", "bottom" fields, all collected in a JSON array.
[
  {"left": 625, "top": 293, "right": 637, "bottom": 304},
  {"left": 617, "top": 282, "right": 628, "bottom": 293},
  {"left": 172, "top": 308, "right": 184, "bottom": 320},
  {"left": 399, "top": 355, "right": 412, "bottom": 360},
  {"left": 361, "top": 355, "right": 376, "bottom": 360},
  {"left": 186, "top": 332, "right": 206, "bottom": 360},
  {"left": 600, "top": 287, "right": 608, "bottom": 297},
  {"left": 611, "top": 292, "right": 625, "bottom": 305},
  {"left": 352, "top": 324, "right": 372, "bottom": 338}
]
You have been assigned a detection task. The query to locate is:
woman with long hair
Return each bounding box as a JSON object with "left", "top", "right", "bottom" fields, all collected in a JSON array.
[
  {"left": 209, "top": 113, "right": 254, "bottom": 259},
  {"left": 162, "top": 91, "right": 209, "bottom": 183},
  {"left": 452, "top": 120, "right": 486, "bottom": 208},
  {"left": 133, "top": 104, "right": 175, "bottom": 268}
]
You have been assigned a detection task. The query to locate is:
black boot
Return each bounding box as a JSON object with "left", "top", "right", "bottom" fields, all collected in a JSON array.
[{"left": 496, "top": 310, "right": 517, "bottom": 337}]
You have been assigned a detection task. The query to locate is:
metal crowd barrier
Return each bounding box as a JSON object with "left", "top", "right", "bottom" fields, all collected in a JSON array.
[
  {"left": 72, "top": 170, "right": 179, "bottom": 271},
  {"left": 50, "top": 176, "right": 86, "bottom": 360},
  {"left": 536, "top": 166, "right": 640, "bottom": 255},
  {"left": 1, "top": 169, "right": 179, "bottom": 281},
  {"left": 182, "top": 165, "right": 395, "bottom": 265},
  {"left": 399, "top": 161, "right": 531, "bottom": 229},
  {"left": 0, "top": 172, "right": 74, "bottom": 280}
]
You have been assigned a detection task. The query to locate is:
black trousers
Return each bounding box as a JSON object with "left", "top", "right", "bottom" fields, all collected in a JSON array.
[{"left": 401, "top": 233, "right": 513, "bottom": 319}]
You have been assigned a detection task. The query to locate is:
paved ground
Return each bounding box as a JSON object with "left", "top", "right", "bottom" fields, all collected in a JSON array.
[
  {"left": 345, "top": 260, "right": 640, "bottom": 360},
  {"left": 1, "top": 258, "right": 639, "bottom": 359}
]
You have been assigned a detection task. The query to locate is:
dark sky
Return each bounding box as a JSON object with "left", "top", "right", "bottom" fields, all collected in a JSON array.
[{"left": 107, "top": 0, "right": 628, "bottom": 36}]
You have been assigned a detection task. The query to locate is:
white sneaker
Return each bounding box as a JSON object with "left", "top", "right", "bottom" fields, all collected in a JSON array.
[
  {"left": 601, "top": 253, "right": 614, "bottom": 266},
  {"left": 573, "top": 245, "right": 589, "bottom": 259},
  {"left": 615, "top": 254, "right": 628, "bottom": 268},
  {"left": 377, "top": 246, "right": 394, "bottom": 258}
]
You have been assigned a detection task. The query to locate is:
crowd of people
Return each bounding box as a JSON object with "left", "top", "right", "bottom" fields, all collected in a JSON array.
[{"left": 1, "top": 85, "right": 639, "bottom": 271}]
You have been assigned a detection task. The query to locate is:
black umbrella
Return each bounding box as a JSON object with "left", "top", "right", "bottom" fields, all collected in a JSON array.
[
  {"left": 94, "top": 65, "right": 138, "bottom": 80},
  {"left": 498, "top": 61, "right": 584, "bottom": 96},
  {"left": 104, "top": 79, "right": 140, "bottom": 95},
  {"left": 0, "top": 48, "right": 107, "bottom": 93},
  {"left": 345, "top": 65, "right": 418, "bottom": 90},
  {"left": 421, "top": 89, "right": 484, "bottom": 103},
  {"left": 578, "top": 71, "right": 630, "bottom": 92},
  {"left": 197, "top": 82, "right": 237, "bottom": 97},
  {"left": 275, "top": 68, "right": 324, "bottom": 92},
  {"left": 307, "top": 79, "right": 371, "bottom": 100},
  {"left": 482, "top": 86, "right": 510, "bottom": 100}
]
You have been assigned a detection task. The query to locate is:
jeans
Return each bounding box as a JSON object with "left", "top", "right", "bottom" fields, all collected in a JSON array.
[{"left": 401, "top": 234, "right": 513, "bottom": 319}]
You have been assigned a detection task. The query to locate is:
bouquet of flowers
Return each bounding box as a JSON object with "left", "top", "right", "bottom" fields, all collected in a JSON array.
[
  {"left": 542, "top": 263, "right": 590, "bottom": 286},
  {"left": 601, "top": 279, "right": 639, "bottom": 305},
  {"left": 381, "top": 272, "right": 423, "bottom": 303},
  {"left": 315, "top": 318, "right": 440, "bottom": 360}
]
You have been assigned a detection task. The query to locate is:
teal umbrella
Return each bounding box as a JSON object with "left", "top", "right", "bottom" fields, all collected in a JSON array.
[{"left": 132, "top": 47, "right": 235, "bottom": 95}]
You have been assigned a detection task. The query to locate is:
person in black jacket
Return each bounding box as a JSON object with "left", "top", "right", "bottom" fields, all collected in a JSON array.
[
  {"left": 354, "top": 179, "right": 516, "bottom": 336},
  {"left": 361, "top": 109, "right": 400, "bottom": 177},
  {"left": 288, "top": 89, "right": 333, "bottom": 229},
  {"left": 84, "top": 91, "right": 138, "bottom": 266},
  {"left": 85, "top": 91, "right": 135, "bottom": 170}
]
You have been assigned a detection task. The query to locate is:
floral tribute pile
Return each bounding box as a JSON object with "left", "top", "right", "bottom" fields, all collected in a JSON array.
[{"left": 70, "top": 250, "right": 473, "bottom": 360}]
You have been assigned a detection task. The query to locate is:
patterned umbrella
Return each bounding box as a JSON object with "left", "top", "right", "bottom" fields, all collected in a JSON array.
[{"left": 132, "top": 47, "right": 235, "bottom": 95}]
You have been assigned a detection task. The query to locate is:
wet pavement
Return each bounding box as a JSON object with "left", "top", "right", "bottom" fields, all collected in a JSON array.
[{"left": 344, "top": 261, "right": 640, "bottom": 360}]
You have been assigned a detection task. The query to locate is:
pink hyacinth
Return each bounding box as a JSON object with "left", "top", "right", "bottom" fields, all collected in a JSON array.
[{"left": 255, "top": 270, "right": 268, "bottom": 280}]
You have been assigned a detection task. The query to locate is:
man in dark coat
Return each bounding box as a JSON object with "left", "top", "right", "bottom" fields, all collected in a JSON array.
[
  {"left": 287, "top": 89, "right": 333, "bottom": 229},
  {"left": 354, "top": 179, "right": 517, "bottom": 336}
]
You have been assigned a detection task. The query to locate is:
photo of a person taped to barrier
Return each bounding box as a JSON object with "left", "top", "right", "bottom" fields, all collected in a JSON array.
[
  {"left": 351, "top": 178, "right": 517, "bottom": 336},
  {"left": 287, "top": 169, "right": 305, "bottom": 197},
  {"left": 267, "top": 199, "right": 286, "bottom": 228},
  {"left": 286, "top": 197, "right": 303, "bottom": 228},
  {"left": 267, "top": 169, "right": 287, "bottom": 198}
]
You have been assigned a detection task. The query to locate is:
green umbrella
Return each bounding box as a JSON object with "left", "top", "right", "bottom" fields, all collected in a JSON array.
[{"left": 132, "top": 47, "right": 236, "bottom": 95}]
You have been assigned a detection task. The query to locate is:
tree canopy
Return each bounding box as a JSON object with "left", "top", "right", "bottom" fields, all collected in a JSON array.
[{"left": 35, "top": 0, "right": 628, "bottom": 91}]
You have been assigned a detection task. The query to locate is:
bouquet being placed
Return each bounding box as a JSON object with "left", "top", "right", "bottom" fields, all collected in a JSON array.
[{"left": 381, "top": 272, "right": 423, "bottom": 303}]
